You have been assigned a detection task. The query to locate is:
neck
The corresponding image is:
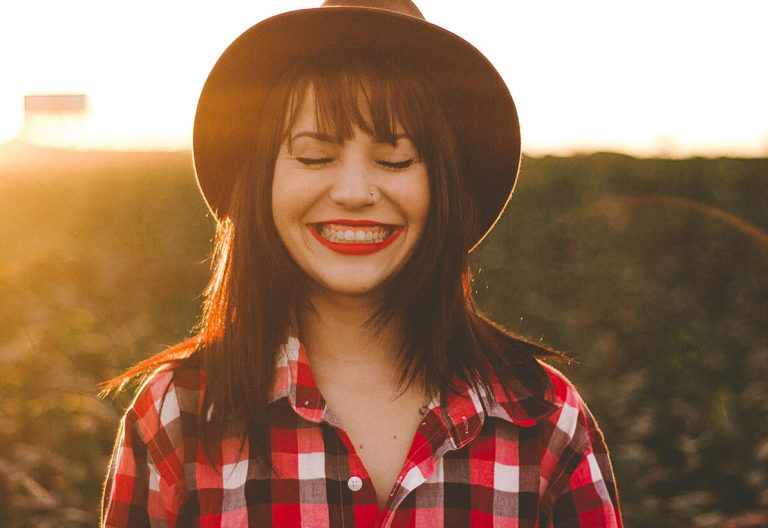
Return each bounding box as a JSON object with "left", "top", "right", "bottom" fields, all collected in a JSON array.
[{"left": 298, "top": 290, "right": 407, "bottom": 391}]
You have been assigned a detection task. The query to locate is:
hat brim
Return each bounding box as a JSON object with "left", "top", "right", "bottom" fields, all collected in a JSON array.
[{"left": 193, "top": 6, "right": 520, "bottom": 251}]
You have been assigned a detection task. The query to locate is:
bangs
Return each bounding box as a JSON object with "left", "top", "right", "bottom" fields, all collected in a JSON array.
[{"left": 279, "top": 50, "right": 435, "bottom": 151}]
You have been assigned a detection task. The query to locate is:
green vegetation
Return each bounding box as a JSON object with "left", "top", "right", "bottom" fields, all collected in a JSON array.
[{"left": 1, "top": 144, "right": 766, "bottom": 526}]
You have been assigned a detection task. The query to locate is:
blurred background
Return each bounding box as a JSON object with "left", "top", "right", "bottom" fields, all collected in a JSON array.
[{"left": 1, "top": 1, "right": 766, "bottom": 526}]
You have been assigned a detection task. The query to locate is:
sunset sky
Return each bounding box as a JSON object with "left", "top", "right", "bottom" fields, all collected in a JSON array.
[{"left": 1, "top": 0, "right": 766, "bottom": 156}]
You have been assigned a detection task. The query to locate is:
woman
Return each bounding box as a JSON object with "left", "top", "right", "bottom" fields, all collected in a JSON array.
[{"left": 101, "top": 1, "right": 622, "bottom": 526}]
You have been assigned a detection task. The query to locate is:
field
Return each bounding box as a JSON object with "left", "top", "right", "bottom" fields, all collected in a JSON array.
[{"left": 0, "top": 142, "right": 766, "bottom": 526}]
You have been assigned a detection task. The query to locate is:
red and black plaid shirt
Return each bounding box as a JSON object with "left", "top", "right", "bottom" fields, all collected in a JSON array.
[{"left": 102, "top": 337, "right": 622, "bottom": 527}]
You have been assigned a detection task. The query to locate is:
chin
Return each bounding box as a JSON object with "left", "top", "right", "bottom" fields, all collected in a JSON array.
[
  {"left": 323, "top": 282, "right": 382, "bottom": 297},
  {"left": 309, "top": 273, "right": 391, "bottom": 299}
]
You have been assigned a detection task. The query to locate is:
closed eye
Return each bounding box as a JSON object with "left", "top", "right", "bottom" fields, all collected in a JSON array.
[
  {"left": 378, "top": 159, "right": 416, "bottom": 170},
  {"left": 296, "top": 157, "right": 334, "bottom": 167}
]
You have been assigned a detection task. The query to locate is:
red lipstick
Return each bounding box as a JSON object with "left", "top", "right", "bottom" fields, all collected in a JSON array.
[{"left": 310, "top": 220, "right": 402, "bottom": 256}]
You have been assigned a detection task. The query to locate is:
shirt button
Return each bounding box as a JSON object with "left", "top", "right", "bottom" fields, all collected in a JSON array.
[{"left": 347, "top": 476, "right": 363, "bottom": 491}]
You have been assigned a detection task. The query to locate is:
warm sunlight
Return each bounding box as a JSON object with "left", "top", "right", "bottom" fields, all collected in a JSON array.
[
  {"left": 4, "top": 3, "right": 768, "bottom": 526},
  {"left": 1, "top": 0, "right": 766, "bottom": 155}
]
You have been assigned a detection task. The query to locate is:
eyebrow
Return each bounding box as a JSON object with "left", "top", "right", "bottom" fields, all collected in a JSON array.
[{"left": 290, "top": 131, "right": 335, "bottom": 143}]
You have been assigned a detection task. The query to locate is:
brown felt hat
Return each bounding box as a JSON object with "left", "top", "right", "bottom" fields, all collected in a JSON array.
[{"left": 193, "top": 0, "right": 520, "bottom": 251}]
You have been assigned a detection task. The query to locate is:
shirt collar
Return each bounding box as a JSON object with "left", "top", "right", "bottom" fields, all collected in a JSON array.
[
  {"left": 269, "top": 337, "right": 559, "bottom": 440},
  {"left": 270, "top": 337, "right": 330, "bottom": 424},
  {"left": 438, "top": 367, "right": 559, "bottom": 448}
]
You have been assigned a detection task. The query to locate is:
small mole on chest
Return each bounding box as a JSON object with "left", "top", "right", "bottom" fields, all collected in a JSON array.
[{"left": 358, "top": 434, "right": 398, "bottom": 450}]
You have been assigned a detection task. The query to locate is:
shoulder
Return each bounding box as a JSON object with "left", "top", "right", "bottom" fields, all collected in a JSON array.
[
  {"left": 539, "top": 361, "right": 586, "bottom": 410},
  {"left": 534, "top": 364, "right": 620, "bottom": 496},
  {"left": 490, "top": 361, "right": 612, "bottom": 479},
  {"left": 536, "top": 361, "right": 605, "bottom": 445},
  {"left": 125, "top": 359, "right": 206, "bottom": 444},
  {"left": 479, "top": 356, "right": 601, "bottom": 432},
  {"left": 103, "top": 361, "right": 204, "bottom": 525}
]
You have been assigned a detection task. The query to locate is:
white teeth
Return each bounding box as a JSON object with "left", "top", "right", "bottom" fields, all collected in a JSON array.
[{"left": 318, "top": 225, "right": 392, "bottom": 244}]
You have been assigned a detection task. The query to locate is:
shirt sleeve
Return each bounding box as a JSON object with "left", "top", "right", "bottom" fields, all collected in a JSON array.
[
  {"left": 548, "top": 402, "right": 623, "bottom": 528},
  {"left": 101, "top": 372, "right": 186, "bottom": 528},
  {"left": 101, "top": 411, "right": 152, "bottom": 527}
]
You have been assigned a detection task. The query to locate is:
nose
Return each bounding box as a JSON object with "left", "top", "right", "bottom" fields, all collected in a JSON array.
[{"left": 328, "top": 155, "right": 376, "bottom": 209}]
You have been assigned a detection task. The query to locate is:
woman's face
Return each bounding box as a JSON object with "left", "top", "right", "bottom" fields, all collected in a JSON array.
[{"left": 272, "top": 91, "right": 430, "bottom": 300}]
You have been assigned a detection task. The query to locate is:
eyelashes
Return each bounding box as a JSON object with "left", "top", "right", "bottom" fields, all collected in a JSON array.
[
  {"left": 296, "top": 157, "right": 417, "bottom": 170},
  {"left": 296, "top": 157, "right": 334, "bottom": 167},
  {"left": 378, "top": 159, "right": 415, "bottom": 170}
]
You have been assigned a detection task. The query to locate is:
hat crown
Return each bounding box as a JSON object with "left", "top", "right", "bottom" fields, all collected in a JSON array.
[{"left": 321, "top": 0, "right": 424, "bottom": 19}]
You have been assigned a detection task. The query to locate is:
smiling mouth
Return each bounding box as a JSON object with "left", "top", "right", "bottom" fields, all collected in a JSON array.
[
  {"left": 317, "top": 223, "right": 394, "bottom": 243},
  {"left": 310, "top": 221, "right": 402, "bottom": 255}
]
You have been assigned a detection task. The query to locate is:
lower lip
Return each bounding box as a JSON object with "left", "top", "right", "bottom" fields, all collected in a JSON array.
[{"left": 309, "top": 226, "right": 402, "bottom": 255}]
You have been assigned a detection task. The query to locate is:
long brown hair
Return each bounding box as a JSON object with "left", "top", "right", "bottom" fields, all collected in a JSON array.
[{"left": 103, "top": 50, "right": 556, "bottom": 464}]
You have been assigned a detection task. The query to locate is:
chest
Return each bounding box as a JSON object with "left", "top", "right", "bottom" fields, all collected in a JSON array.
[
  {"left": 184, "top": 413, "right": 542, "bottom": 526},
  {"left": 324, "top": 389, "right": 429, "bottom": 507}
]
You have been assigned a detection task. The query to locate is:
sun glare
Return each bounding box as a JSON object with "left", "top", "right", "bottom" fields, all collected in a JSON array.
[{"left": 1, "top": 0, "right": 766, "bottom": 156}]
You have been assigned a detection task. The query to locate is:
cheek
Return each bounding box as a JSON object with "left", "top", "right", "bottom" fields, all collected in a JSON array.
[
  {"left": 271, "top": 170, "right": 295, "bottom": 241},
  {"left": 408, "top": 171, "right": 431, "bottom": 228}
]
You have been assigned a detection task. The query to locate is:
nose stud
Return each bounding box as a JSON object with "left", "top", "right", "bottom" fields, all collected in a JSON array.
[{"left": 368, "top": 189, "right": 380, "bottom": 204}]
